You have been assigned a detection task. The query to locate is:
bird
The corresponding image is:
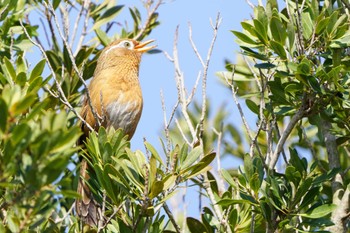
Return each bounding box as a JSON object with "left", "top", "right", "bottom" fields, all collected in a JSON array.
[{"left": 76, "top": 38, "right": 156, "bottom": 227}]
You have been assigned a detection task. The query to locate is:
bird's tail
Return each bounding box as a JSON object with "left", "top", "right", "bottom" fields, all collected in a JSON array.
[{"left": 76, "top": 159, "right": 103, "bottom": 227}]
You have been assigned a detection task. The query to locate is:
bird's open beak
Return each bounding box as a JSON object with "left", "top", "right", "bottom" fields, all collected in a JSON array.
[{"left": 134, "top": 39, "right": 156, "bottom": 53}]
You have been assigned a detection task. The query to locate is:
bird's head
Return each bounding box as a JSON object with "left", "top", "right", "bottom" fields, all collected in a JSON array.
[
  {"left": 102, "top": 39, "right": 156, "bottom": 59},
  {"left": 96, "top": 39, "right": 156, "bottom": 73}
]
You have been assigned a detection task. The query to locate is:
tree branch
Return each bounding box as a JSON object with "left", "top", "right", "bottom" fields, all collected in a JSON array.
[
  {"left": 268, "top": 99, "right": 307, "bottom": 169},
  {"left": 133, "top": 0, "right": 163, "bottom": 41},
  {"left": 19, "top": 20, "right": 95, "bottom": 132},
  {"left": 45, "top": 1, "right": 102, "bottom": 127}
]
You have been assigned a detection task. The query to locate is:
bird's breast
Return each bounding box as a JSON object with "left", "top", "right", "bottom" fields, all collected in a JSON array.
[{"left": 105, "top": 95, "right": 143, "bottom": 138}]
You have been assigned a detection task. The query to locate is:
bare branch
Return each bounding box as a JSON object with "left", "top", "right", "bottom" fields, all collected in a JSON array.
[
  {"left": 162, "top": 202, "right": 181, "bottom": 233},
  {"left": 45, "top": 1, "right": 102, "bottom": 127},
  {"left": 175, "top": 119, "right": 191, "bottom": 146},
  {"left": 213, "top": 125, "right": 225, "bottom": 194},
  {"left": 223, "top": 71, "right": 264, "bottom": 160},
  {"left": 268, "top": 100, "right": 306, "bottom": 169},
  {"left": 198, "top": 13, "right": 221, "bottom": 139},
  {"left": 133, "top": 0, "right": 163, "bottom": 41},
  {"left": 74, "top": 0, "right": 90, "bottom": 55},
  {"left": 188, "top": 23, "right": 205, "bottom": 67},
  {"left": 161, "top": 89, "right": 179, "bottom": 155},
  {"left": 19, "top": 20, "right": 95, "bottom": 132},
  {"left": 172, "top": 26, "right": 197, "bottom": 140}
]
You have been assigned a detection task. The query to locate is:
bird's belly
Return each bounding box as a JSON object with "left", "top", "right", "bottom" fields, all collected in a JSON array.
[{"left": 105, "top": 99, "right": 142, "bottom": 137}]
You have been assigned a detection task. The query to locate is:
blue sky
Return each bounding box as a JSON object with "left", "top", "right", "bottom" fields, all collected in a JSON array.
[
  {"left": 115, "top": 0, "right": 255, "bottom": 219},
  {"left": 117, "top": 1, "right": 254, "bottom": 157},
  {"left": 29, "top": 0, "right": 256, "bottom": 220}
]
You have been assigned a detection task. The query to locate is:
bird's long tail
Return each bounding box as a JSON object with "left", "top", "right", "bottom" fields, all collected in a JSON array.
[{"left": 76, "top": 159, "right": 103, "bottom": 227}]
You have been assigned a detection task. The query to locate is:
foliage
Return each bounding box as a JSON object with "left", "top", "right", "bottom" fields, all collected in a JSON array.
[
  {"left": 0, "top": 0, "right": 350, "bottom": 232},
  {"left": 215, "top": 0, "right": 350, "bottom": 232}
]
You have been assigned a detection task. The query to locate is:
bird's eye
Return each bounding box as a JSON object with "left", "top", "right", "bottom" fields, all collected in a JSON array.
[{"left": 123, "top": 41, "right": 133, "bottom": 49}]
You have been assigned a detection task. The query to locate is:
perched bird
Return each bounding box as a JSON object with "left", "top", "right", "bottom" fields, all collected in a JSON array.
[{"left": 76, "top": 38, "right": 156, "bottom": 227}]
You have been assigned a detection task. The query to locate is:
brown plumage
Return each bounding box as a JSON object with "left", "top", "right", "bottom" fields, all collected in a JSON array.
[{"left": 76, "top": 38, "right": 155, "bottom": 227}]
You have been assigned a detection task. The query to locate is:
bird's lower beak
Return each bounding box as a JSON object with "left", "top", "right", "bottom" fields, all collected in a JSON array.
[{"left": 134, "top": 39, "right": 156, "bottom": 53}]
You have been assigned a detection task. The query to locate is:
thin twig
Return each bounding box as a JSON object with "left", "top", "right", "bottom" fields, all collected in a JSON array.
[
  {"left": 213, "top": 126, "right": 225, "bottom": 194},
  {"left": 133, "top": 0, "right": 163, "bottom": 41},
  {"left": 223, "top": 71, "right": 264, "bottom": 160},
  {"left": 175, "top": 119, "right": 191, "bottom": 146},
  {"left": 163, "top": 202, "right": 181, "bottom": 233},
  {"left": 172, "top": 26, "right": 197, "bottom": 140},
  {"left": 19, "top": 20, "right": 94, "bottom": 132},
  {"left": 54, "top": 203, "right": 75, "bottom": 223},
  {"left": 160, "top": 89, "right": 179, "bottom": 161},
  {"left": 268, "top": 100, "right": 307, "bottom": 169},
  {"left": 198, "top": 13, "right": 221, "bottom": 140},
  {"left": 74, "top": 0, "right": 90, "bottom": 55},
  {"left": 45, "top": 1, "right": 102, "bottom": 127}
]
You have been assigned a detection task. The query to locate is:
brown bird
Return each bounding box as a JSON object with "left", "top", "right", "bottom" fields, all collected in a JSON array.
[{"left": 76, "top": 38, "right": 156, "bottom": 227}]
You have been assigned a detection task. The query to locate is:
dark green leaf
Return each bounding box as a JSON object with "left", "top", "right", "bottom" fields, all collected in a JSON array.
[
  {"left": 0, "top": 98, "right": 8, "bottom": 132},
  {"left": 92, "top": 5, "right": 124, "bottom": 30},
  {"left": 246, "top": 99, "right": 259, "bottom": 114},
  {"left": 307, "top": 76, "right": 321, "bottom": 92},
  {"left": 270, "top": 40, "right": 287, "bottom": 59},
  {"left": 254, "top": 63, "right": 276, "bottom": 69},
  {"left": 253, "top": 19, "right": 268, "bottom": 45},
  {"left": 270, "top": 16, "right": 286, "bottom": 43},
  {"left": 187, "top": 217, "right": 207, "bottom": 233},
  {"left": 300, "top": 204, "right": 336, "bottom": 219}
]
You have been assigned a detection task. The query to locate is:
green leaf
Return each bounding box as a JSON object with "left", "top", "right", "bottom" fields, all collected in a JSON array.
[
  {"left": 149, "top": 155, "right": 157, "bottom": 186},
  {"left": 244, "top": 153, "right": 253, "bottom": 180},
  {"left": 216, "top": 198, "right": 251, "bottom": 206},
  {"left": 0, "top": 98, "right": 8, "bottom": 132},
  {"left": 254, "top": 63, "right": 276, "bottom": 69},
  {"left": 145, "top": 142, "right": 165, "bottom": 167},
  {"left": 30, "top": 59, "right": 46, "bottom": 81},
  {"left": 3, "top": 57, "right": 16, "bottom": 81},
  {"left": 326, "top": 11, "right": 339, "bottom": 36},
  {"left": 240, "top": 46, "right": 268, "bottom": 60},
  {"left": 220, "top": 169, "right": 236, "bottom": 187},
  {"left": 270, "top": 16, "right": 286, "bottom": 43},
  {"left": 15, "top": 72, "right": 27, "bottom": 86},
  {"left": 187, "top": 217, "right": 207, "bottom": 233},
  {"left": 270, "top": 40, "right": 287, "bottom": 59},
  {"left": 299, "top": 204, "right": 336, "bottom": 219},
  {"left": 232, "top": 30, "right": 258, "bottom": 45},
  {"left": 316, "top": 17, "right": 329, "bottom": 35},
  {"left": 95, "top": 28, "right": 111, "bottom": 46},
  {"left": 181, "top": 146, "right": 202, "bottom": 170},
  {"left": 307, "top": 76, "right": 321, "bottom": 93},
  {"left": 246, "top": 99, "right": 259, "bottom": 114},
  {"left": 299, "top": 187, "right": 320, "bottom": 209},
  {"left": 92, "top": 5, "right": 124, "bottom": 30},
  {"left": 293, "top": 177, "right": 312, "bottom": 205},
  {"left": 12, "top": 93, "right": 37, "bottom": 115},
  {"left": 253, "top": 19, "right": 268, "bottom": 45},
  {"left": 301, "top": 12, "right": 313, "bottom": 40},
  {"left": 149, "top": 180, "right": 164, "bottom": 199},
  {"left": 249, "top": 173, "right": 261, "bottom": 193},
  {"left": 163, "top": 174, "right": 177, "bottom": 191}
]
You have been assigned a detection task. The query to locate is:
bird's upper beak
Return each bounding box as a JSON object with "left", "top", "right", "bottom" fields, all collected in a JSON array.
[{"left": 134, "top": 39, "right": 156, "bottom": 53}]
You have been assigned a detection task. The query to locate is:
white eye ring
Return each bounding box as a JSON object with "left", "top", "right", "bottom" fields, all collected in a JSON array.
[{"left": 120, "top": 40, "right": 134, "bottom": 49}]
